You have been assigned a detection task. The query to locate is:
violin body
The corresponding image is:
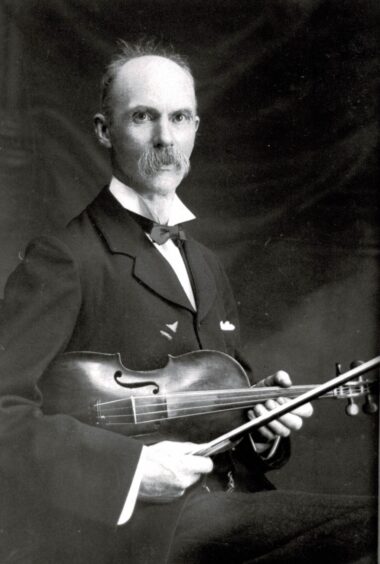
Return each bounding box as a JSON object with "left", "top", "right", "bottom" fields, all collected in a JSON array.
[{"left": 41, "top": 350, "right": 251, "bottom": 444}]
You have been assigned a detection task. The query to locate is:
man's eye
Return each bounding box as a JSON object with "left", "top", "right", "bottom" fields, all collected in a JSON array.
[
  {"left": 173, "top": 113, "right": 190, "bottom": 123},
  {"left": 133, "top": 112, "right": 151, "bottom": 122}
]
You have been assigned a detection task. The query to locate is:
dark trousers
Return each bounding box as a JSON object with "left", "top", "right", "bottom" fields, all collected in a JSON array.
[
  {"left": 166, "top": 490, "right": 377, "bottom": 564},
  {"left": 8, "top": 489, "right": 375, "bottom": 563}
]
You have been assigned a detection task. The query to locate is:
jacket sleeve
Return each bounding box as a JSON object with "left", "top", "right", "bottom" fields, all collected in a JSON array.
[{"left": 0, "top": 236, "right": 143, "bottom": 526}]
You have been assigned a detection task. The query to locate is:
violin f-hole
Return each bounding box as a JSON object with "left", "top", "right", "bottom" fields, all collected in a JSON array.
[{"left": 114, "top": 370, "right": 160, "bottom": 394}]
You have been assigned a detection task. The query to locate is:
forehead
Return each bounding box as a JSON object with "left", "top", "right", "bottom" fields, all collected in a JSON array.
[{"left": 111, "top": 55, "right": 197, "bottom": 112}]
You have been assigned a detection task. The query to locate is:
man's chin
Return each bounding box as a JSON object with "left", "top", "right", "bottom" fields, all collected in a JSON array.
[{"left": 142, "top": 172, "right": 184, "bottom": 195}]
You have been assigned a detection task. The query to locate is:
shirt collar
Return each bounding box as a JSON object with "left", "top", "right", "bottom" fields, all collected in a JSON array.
[{"left": 109, "top": 176, "right": 195, "bottom": 226}]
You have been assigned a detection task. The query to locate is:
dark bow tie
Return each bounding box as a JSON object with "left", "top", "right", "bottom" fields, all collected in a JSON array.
[
  {"left": 149, "top": 223, "right": 187, "bottom": 245},
  {"left": 126, "top": 210, "right": 187, "bottom": 246}
]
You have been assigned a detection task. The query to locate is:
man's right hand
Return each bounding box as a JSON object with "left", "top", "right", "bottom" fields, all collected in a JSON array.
[{"left": 138, "top": 441, "right": 213, "bottom": 502}]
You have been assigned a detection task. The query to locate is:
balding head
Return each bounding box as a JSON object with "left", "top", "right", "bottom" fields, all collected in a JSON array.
[
  {"left": 110, "top": 55, "right": 197, "bottom": 125},
  {"left": 101, "top": 39, "right": 196, "bottom": 122}
]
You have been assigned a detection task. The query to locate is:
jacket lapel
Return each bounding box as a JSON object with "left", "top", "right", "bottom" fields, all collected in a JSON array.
[
  {"left": 87, "top": 188, "right": 195, "bottom": 312},
  {"left": 133, "top": 248, "right": 195, "bottom": 311},
  {"left": 184, "top": 239, "right": 217, "bottom": 322}
]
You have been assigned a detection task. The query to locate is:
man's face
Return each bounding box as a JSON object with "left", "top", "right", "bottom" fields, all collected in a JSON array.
[{"left": 99, "top": 56, "right": 199, "bottom": 197}]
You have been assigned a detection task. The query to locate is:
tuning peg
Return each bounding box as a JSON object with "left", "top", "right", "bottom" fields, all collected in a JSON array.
[
  {"left": 345, "top": 398, "right": 360, "bottom": 416},
  {"left": 336, "top": 362, "right": 359, "bottom": 415},
  {"left": 348, "top": 360, "right": 378, "bottom": 415},
  {"left": 363, "top": 394, "right": 378, "bottom": 415}
]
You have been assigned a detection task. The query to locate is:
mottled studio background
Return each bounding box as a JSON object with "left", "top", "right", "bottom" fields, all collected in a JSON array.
[{"left": 0, "top": 0, "right": 378, "bottom": 495}]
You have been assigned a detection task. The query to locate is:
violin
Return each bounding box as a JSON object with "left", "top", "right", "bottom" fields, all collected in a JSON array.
[{"left": 40, "top": 349, "right": 379, "bottom": 452}]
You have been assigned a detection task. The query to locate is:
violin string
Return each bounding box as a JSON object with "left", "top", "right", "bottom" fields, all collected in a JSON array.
[
  {"left": 100, "top": 383, "right": 370, "bottom": 426},
  {"left": 97, "top": 384, "right": 361, "bottom": 412},
  {"left": 134, "top": 387, "right": 368, "bottom": 407},
  {"left": 102, "top": 400, "right": 260, "bottom": 418},
  {"left": 95, "top": 385, "right": 317, "bottom": 408},
  {"left": 99, "top": 392, "right": 340, "bottom": 421},
  {"left": 95, "top": 381, "right": 371, "bottom": 408},
  {"left": 134, "top": 389, "right": 315, "bottom": 405},
  {"left": 99, "top": 392, "right": 307, "bottom": 414},
  {"left": 97, "top": 383, "right": 373, "bottom": 424},
  {"left": 95, "top": 386, "right": 315, "bottom": 406},
  {"left": 99, "top": 403, "right": 273, "bottom": 425}
]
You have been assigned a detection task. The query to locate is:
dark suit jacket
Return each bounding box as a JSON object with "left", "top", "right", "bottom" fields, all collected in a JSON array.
[{"left": 0, "top": 188, "right": 287, "bottom": 563}]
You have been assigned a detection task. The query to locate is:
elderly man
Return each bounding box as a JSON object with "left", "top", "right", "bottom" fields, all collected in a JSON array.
[{"left": 0, "top": 41, "right": 376, "bottom": 564}]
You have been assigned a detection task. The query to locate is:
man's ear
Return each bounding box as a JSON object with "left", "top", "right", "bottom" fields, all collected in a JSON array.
[
  {"left": 94, "top": 113, "right": 112, "bottom": 148},
  {"left": 194, "top": 115, "right": 200, "bottom": 132}
]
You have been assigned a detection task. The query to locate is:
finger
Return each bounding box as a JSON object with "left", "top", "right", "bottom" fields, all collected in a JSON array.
[
  {"left": 175, "top": 441, "right": 202, "bottom": 454},
  {"left": 185, "top": 455, "right": 213, "bottom": 475},
  {"left": 248, "top": 408, "right": 277, "bottom": 440},
  {"left": 252, "top": 403, "right": 290, "bottom": 437},
  {"left": 277, "top": 397, "right": 314, "bottom": 418},
  {"left": 265, "top": 399, "right": 304, "bottom": 432},
  {"left": 256, "top": 370, "right": 292, "bottom": 388},
  {"left": 173, "top": 489, "right": 185, "bottom": 497},
  {"left": 248, "top": 406, "right": 295, "bottom": 432},
  {"left": 153, "top": 441, "right": 199, "bottom": 455},
  {"left": 144, "top": 488, "right": 185, "bottom": 500},
  {"left": 269, "top": 411, "right": 303, "bottom": 431},
  {"left": 255, "top": 425, "right": 277, "bottom": 441},
  {"left": 250, "top": 401, "right": 291, "bottom": 433},
  {"left": 273, "top": 370, "right": 292, "bottom": 388},
  {"left": 257, "top": 397, "right": 311, "bottom": 430}
]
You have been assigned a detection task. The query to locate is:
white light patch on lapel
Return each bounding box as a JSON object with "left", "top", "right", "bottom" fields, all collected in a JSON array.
[
  {"left": 220, "top": 321, "right": 235, "bottom": 331},
  {"left": 166, "top": 321, "right": 178, "bottom": 333},
  {"left": 160, "top": 330, "right": 173, "bottom": 340}
]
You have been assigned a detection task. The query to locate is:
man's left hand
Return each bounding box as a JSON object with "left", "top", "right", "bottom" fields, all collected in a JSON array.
[{"left": 247, "top": 370, "right": 313, "bottom": 444}]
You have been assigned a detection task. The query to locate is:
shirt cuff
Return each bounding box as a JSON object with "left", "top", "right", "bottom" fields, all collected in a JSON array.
[
  {"left": 117, "top": 446, "right": 146, "bottom": 526},
  {"left": 249, "top": 434, "right": 281, "bottom": 461}
]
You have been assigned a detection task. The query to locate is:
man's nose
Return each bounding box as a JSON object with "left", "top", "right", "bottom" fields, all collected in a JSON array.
[{"left": 153, "top": 117, "right": 174, "bottom": 148}]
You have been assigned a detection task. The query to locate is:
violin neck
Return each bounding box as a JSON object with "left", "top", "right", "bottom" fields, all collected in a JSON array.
[
  {"left": 247, "top": 385, "right": 334, "bottom": 401},
  {"left": 163, "top": 385, "right": 336, "bottom": 422}
]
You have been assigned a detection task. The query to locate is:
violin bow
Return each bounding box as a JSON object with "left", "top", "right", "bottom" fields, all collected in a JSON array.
[{"left": 192, "top": 355, "right": 380, "bottom": 457}]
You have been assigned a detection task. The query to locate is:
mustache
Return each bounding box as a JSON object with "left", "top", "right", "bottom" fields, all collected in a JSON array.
[{"left": 138, "top": 146, "right": 190, "bottom": 178}]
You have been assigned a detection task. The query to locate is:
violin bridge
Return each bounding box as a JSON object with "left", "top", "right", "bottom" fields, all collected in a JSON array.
[{"left": 134, "top": 395, "right": 168, "bottom": 424}]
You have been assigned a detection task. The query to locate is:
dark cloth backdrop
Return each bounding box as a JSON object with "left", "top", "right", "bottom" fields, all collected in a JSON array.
[{"left": 0, "top": 0, "right": 378, "bottom": 497}]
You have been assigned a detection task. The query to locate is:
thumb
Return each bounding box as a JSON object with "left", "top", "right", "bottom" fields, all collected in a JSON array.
[{"left": 255, "top": 370, "right": 291, "bottom": 388}]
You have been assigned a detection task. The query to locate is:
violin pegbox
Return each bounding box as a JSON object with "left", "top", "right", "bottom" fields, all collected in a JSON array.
[{"left": 335, "top": 361, "right": 378, "bottom": 416}]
